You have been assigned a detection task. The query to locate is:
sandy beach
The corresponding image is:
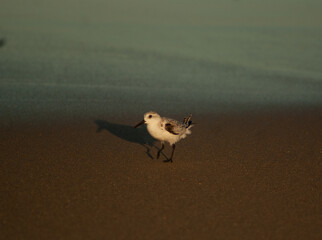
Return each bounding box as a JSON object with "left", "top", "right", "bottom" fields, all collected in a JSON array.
[
  {"left": 1, "top": 0, "right": 322, "bottom": 239},
  {"left": 1, "top": 108, "right": 321, "bottom": 239}
]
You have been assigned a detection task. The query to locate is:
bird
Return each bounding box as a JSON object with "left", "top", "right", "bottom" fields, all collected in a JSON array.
[{"left": 134, "top": 111, "right": 193, "bottom": 162}]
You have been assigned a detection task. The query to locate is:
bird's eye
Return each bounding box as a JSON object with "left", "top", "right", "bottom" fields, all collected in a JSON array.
[{"left": 148, "top": 115, "right": 152, "bottom": 118}]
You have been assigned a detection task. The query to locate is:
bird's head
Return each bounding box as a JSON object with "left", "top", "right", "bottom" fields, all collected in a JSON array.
[{"left": 134, "top": 111, "right": 161, "bottom": 128}]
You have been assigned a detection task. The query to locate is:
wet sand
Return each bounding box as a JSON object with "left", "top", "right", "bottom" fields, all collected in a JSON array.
[{"left": 1, "top": 108, "right": 321, "bottom": 239}]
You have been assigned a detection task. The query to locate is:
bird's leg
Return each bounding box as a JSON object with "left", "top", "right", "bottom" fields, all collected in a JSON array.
[
  {"left": 164, "top": 144, "right": 175, "bottom": 163},
  {"left": 156, "top": 142, "right": 164, "bottom": 159},
  {"left": 170, "top": 144, "right": 175, "bottom": 162}
]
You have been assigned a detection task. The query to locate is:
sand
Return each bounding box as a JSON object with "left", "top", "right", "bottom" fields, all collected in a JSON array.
[
  {"left": 1, "top": 1, "right": 322, "bottom": 239},
  {"left": 1, "top": 108, "right": 321, "bottom": 239}
]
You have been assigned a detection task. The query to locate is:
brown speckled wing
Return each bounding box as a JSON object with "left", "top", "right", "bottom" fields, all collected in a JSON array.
[{"left": 165, "top": 123, "right": 179, "bottom": 135}]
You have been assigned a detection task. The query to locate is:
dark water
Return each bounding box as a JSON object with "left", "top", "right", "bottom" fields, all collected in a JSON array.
[{"left": 1, "top": 1, "right": 322, "bottom": 124}]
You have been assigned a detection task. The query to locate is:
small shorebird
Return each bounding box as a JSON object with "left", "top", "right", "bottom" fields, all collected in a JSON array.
[{"left": 134, "top": 111, "right": 193, "bottom": 162}]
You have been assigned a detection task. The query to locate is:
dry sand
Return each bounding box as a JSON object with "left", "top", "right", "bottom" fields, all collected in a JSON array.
[{"left": 0, "top": 108, "right": 321, "bottom": 239}]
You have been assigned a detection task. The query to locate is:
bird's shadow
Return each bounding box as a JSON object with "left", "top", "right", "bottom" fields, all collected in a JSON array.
[{"left": 95, "top": 120, "right": 159, "bottom": 159}]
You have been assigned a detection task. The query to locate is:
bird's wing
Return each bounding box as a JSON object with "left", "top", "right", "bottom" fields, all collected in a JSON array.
[{"left": 163, "top": 119, "right": 185, "bottom": 135}]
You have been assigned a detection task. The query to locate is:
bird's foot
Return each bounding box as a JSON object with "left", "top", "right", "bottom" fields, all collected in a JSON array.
[{"left": 163, "top": 158, "right": 173, "bottom": 163}]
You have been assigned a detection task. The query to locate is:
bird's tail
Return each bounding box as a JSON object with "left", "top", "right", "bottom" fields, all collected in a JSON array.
[{"left": 183, "top": 114, "right": 193, "bottom": 129}]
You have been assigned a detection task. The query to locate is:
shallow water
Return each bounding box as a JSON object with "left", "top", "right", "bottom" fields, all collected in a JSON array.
[{"left": 1, "top": 1, "right": 322, "bottom": 123}]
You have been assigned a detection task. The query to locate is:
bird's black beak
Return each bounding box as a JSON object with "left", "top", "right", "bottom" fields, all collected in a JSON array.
[{"left": 134, "top": 120, "right": 145, "bottom": 128}]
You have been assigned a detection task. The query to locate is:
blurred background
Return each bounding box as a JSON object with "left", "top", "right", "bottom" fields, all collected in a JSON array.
[{"left": 1, "top": 0, "right": 321, "bottom": 124}]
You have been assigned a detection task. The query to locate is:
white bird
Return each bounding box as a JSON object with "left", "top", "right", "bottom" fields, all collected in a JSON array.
[{"left": 134, "top": 111, "right": 193, "bottom": 162}]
